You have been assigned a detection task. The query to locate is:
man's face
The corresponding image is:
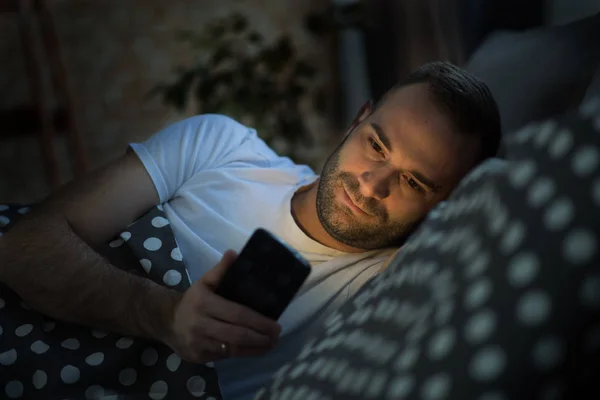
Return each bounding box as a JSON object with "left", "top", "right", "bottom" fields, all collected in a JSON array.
[{"left": 316, "top": 83, "right": 482, "bottom": 250}]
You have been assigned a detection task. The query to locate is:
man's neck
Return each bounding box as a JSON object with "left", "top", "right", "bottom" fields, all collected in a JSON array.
[{"left": 290, "top": 180, "right": 364, "bottom": 253}]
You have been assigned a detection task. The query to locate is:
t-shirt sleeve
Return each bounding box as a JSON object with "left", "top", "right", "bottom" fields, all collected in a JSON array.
[{"left": 129, "top": 114, "right": 259, "bottom": 204}]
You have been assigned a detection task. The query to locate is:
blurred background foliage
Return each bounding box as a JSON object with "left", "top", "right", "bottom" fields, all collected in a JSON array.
[{"left": 149, "top": 12, "right": 329, "bottom": 162}]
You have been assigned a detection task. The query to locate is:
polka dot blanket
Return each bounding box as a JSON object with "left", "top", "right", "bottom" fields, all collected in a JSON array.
[
  {"left": 254, "top": 101, "right": 600, "bottom": 400},
  {"left": 0, "top": 205, "right": 222, "bottom": 399}
]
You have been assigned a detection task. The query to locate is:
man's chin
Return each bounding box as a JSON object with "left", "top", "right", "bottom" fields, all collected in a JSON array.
[{"left": 326, "top": 226, "right": 393, "bottom": 250}]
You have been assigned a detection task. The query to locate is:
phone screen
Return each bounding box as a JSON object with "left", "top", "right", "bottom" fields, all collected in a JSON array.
[{"left": 215, "top": 229, "right": 312, "bottom": 320}]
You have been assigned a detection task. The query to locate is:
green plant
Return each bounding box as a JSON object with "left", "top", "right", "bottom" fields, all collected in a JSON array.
[{"left": 149, "top": 13, "right": 326, "bottom": 160}]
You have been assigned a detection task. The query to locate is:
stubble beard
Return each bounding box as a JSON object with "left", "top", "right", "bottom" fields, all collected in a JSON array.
[{"left": 315, "top": 145, "right": 418, "bottom": 250}]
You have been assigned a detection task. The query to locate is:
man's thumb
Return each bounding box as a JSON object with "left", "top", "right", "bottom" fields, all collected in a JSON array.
[{"left": 202, "top": 249, "right": 238, "bottom": 288}]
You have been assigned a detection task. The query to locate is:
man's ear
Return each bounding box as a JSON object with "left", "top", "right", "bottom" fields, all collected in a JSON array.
[{"left": 344, "top": 100, "right": 373, "bottom": 137}]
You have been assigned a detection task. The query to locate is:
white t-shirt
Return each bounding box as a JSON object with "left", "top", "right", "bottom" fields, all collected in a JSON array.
[{"left": 130, "top": 114, "right": 395, "bottom": 400}]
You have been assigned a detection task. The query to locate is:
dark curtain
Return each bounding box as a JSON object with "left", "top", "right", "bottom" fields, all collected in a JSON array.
[
  {"left": 362, "top": 0, "right": 545, "bottom": 99},
  {"left": 460, "top": 0, "right": 545, "bottom": 57},
  {"left": 362, "top": 0, "right": 404, "bottom": 102}
]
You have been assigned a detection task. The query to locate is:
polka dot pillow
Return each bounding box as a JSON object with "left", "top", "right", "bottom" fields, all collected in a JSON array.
[
  {"left": 254, "top": 101, "right": 600, "bottom": 400},
  {"left": 100, "top": 205, "right": 192, "bottom": 293},
  {"left": 0, "top": 205, "right": 222, "bottom": 399}
]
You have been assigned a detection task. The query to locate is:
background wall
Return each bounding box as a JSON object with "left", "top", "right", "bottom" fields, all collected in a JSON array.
[
  {"left": 0, "top": 0, "right": 337, "bottom": 203},
  {"left": 4, "top": 0, "right": 598, "bottom": 204}
]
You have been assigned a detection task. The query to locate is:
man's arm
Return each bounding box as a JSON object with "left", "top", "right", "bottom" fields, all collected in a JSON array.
[{"left": 0, "top": 151, "right": 180, "bottom": 343}]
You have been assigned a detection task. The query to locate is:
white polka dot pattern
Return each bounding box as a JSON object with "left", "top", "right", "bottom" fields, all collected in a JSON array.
[
  {"left": 421, "top": 373, "right": 451, "bottom": 400},
  {"left": 30, "top": 340, "right": 50, "bottom": 354},
  {"left": 149, "top": 380, "right": 168, "bottom": 399},
  {"left": 143, "top": 237, "right": 162, "bottom": 251},
  {"left": 0, "top": 205, "right": 221, "bottom": 399},
  {"left": 528, "top": 176, "right": 556, "bottom": 207},
  {"left": 464, "top": 309, "right": 496, "bottom": 344},
  {"left": 186, "top": 376, "right": 207, "bottom": 397},
  {"left": 85, "top": 385, "right": 104, "bottom": 399},
  {"left": 562, "top": 228, "right": 597, "bottom": 264},
  {"left": 141, "top": 347, "right": 159, "bottom": 366},
  {"left": 0, "top": 215, "right": 10, "bottom": 227},
  {"left": 0, "top": 349, "right": 17, "bottom": 366},
  {"left": 469, "top": 346, "right": 506, "bottom": 381},
  {"left": 507, "top": 252, "right": 539, "bottom": 287},
  {"left": 5, "top": 380, "right": 23, "bottom": 399},
  {"left": 163, "top": 270, "right": 182, "bottom": 286},
  {"left": 85, "top": 352, "right": 105, "bottom": 366},
  {"left": 61, "top": 338, "right": 80, "bottom": 350},
  {"left": 151, "top": 216, "right": 170, "bottom": 228},
  {"left": 115, "top": 337, "right": 134, "bottom": 349},
  {"left": 15, "top": 324, "right": 33, "bottom": 337},
  {"left": 517, "top": 290, "right": 551, "bottom": 326},
  {"left": 119, "top": 368, "right": 137, "bottom": 386},
  {"left": 531, "top": 336, "right": 564, "bottom": 370},
  {"left": 572, "top": 145, "right": 599, "bottom": 176},
  {"left": 32, "top": 370, "right": 47, "bottom": 389},
  {"left": 60, "top": 365, "right": 80, "bottom": 384}
]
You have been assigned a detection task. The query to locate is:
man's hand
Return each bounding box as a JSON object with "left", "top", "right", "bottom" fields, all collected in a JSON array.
[{"left": 167, "top": 250, "right": 282, "bottom": 363}]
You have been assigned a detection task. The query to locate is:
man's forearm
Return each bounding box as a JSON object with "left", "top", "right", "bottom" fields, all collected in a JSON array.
[{"left": 0, "top": 211, "right": 181, "bottom": 343}]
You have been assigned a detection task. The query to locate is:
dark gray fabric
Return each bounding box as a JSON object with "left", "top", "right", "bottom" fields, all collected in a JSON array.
[
  {"left": 254, "top": 101, "right": 600, "bottom": 399},
  {"left": 465, "top": 12, "right": 600, "bottom": 134},
  {"left": 583, "top": 65, "right": 600, "bottom": 102},
  {"left": 0, "top": 206, "right": 222, "bottom": 400}
]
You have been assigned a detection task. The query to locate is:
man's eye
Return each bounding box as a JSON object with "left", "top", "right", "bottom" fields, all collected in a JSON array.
[
  {"left": 369, "top": 137, "right": 383, "bottom": 154},
  {"left": 407, "top": 177, "right": 425, "bottom": 193}
]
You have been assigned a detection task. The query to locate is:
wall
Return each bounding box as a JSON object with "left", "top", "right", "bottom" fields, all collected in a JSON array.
[{"left": 0, "top": 0, "right": 336, "bottom": 203}]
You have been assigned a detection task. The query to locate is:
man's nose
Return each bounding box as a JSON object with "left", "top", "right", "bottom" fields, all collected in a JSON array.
[{"left": 359, "top": 168, "right": 394, "bottom": 200}]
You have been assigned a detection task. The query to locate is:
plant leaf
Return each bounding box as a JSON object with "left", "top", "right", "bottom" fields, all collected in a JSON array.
[
  {"left": 209, "top": 23, "right": 226, "bottom": 40},
  {"left": 295, "top": 61, "right": 317, "bottom": 79},
  {"left": 247, "top": 31, "right": 263, "bottom": 44},
  {"left": 288, "top": 82, "right": 306, "bottom": 98},
  {"left": 174, "top": 29, "right": 197, "bottom": 42},
  {"left": 163, "top": 70, "right": 196, "bottom": 111},
  {"left": 232, "top": 13, "right": 248, "bottom": 33},
  {"left": 274, "top": 37, "right": 293, "bottom": 63},
  {"left": 313, "top": 87, "right": 329, "bottom": 114},
  {"left": 212, "top": 44, "right": 232, "bottom": 65},
  {"left": 145, "top": 84, "right": 166, "bottom": 100}
]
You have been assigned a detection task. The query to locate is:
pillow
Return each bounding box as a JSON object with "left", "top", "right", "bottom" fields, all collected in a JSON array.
[
  {"left": 0, "top": 205, "right": 222, "bottom": 400},
  {"left": 583, "top": 65, "right": 600, "bottom": 103},
  {"left": 465, "top": 12, "right": 600, "bottom": 134},
  {"left": 254, "top": 106, "right": 600, "bottom": 399}
]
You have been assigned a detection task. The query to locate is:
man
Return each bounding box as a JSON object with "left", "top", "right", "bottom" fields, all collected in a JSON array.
[{"left": 0, "top": 61, "right": 501, "bottom": 399}]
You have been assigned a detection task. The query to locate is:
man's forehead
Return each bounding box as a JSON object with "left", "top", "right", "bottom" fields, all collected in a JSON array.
[
  {"left": 368, "top": 94, "right": 454, "bottom": 158},
  {"left": 365, "top": 88, "right": 477, "bottom": 188},
  {"left": 378, "top": 83, "right": 432, "bottom": 110}
]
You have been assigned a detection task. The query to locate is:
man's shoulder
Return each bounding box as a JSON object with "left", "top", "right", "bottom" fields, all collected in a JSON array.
[
  {"left": 168, "top": 114, "right": 315, "bottom": 177},
  {"left": 174, "top": 113, "right": 250, "bottom": 137},
  {"left": 173, "top": 114, "right": 283, "bottom": 160}
]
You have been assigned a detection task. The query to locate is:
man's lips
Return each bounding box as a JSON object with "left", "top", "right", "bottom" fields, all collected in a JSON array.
[{"left": 342, "top": 186, "right": 371, "bottom": 216}]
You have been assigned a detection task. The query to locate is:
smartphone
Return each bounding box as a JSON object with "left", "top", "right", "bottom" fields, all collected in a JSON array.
[{"left": 215, "top": 228, "right": 312, "bottom": 320}]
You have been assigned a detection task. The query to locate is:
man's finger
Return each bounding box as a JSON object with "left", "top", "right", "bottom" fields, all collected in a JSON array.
[
  {"left": 201, "top": 336, "right": 232, "bottom": 360},
  {"left": 199, "top": 314, "right": 274, "bottom": 348},
  {"left": 202, "top": 249, "right": 238, "bottom": 288},
  {"left": 203, "top": 290, "right": 281, "bottom": 339}
]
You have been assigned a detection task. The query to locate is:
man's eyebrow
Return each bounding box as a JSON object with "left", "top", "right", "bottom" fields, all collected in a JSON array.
[
  {"left": 371, "top": 122, "right": 442, "bottom": 192},
  {"left": 411, "top": 171, "right": 442, "bottom": 192},
  {"left": 371, "top": 123, "right": 392, "bottom": 152}
]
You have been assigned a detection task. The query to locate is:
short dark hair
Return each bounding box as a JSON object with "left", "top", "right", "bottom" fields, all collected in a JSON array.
[{"left": 376, "top": 61, "right": 502, "bottom": 162}]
